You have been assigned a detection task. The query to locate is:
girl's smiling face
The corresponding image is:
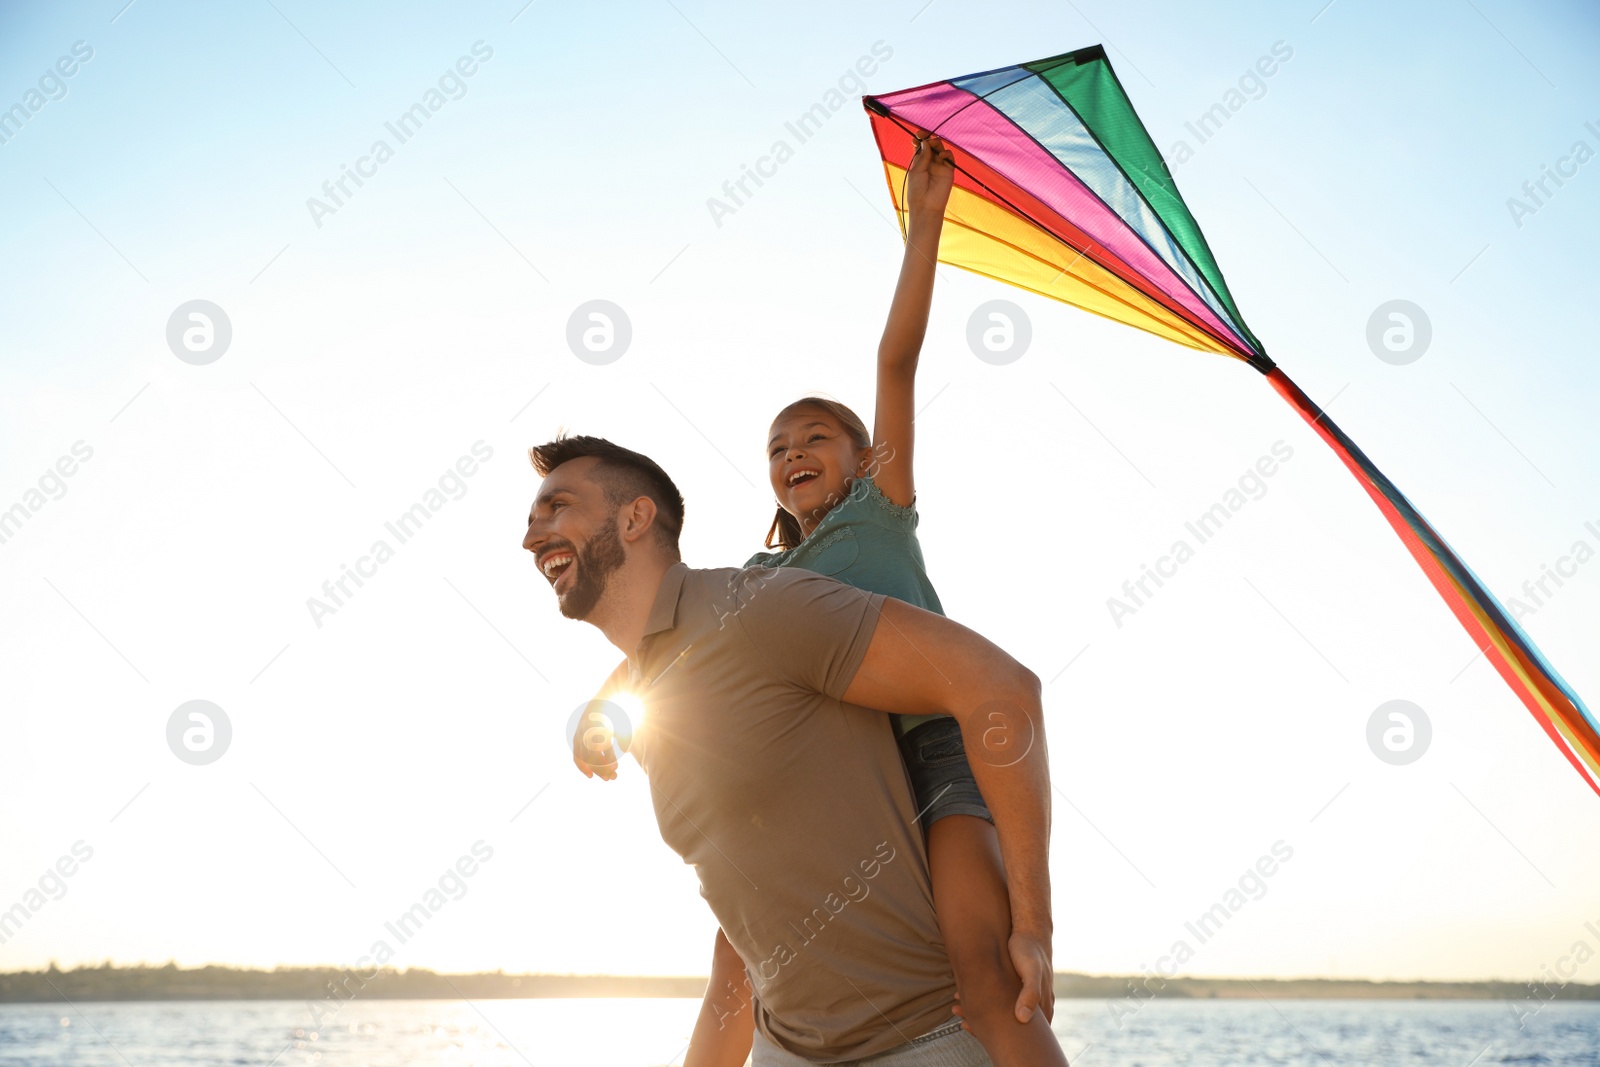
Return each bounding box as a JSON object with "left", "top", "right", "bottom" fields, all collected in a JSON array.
[{"left": 768, "top": 405, "right": 871, "bottom": 535}]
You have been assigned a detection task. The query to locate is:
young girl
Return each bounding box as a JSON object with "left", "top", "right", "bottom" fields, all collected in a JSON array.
[{"left": 686, "top": 136, "right": 1069, "bottom": 1066}]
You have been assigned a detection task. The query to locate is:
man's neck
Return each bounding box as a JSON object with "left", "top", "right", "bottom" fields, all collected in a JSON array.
[{"left": 589, "top": 554, "right": 677, "bottom": 657}]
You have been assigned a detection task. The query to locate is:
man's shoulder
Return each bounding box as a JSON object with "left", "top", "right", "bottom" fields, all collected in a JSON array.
[
  {"left": 680, "top": 562, "right": 827, "bottom": 590},
  {"left": 680, "top": 563, "right": 755, "bottom": 583},
  {"left": 682, "top": 562, "right": 853, "bottom": 599},
  {"left": 676, "top": 563, "right": 869, "bottom": 637}
]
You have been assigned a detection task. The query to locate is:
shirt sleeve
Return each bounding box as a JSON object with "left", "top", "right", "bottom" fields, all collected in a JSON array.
[
  {"left": 851, "top": 476, "right": 919, "bottom": 531},
  {"left": 730, "top": 568, "right": 885, "bottom": 702}
]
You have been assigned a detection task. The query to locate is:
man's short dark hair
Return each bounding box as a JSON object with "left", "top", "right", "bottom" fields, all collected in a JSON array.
[{"left": 529, "top": 435, "right": 685, "bottom": 553}]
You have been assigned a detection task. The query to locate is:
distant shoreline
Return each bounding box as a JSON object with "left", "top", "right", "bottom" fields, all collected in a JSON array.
[{"left": 1, "top": 965, "right": 1595, "bottom": 1004}]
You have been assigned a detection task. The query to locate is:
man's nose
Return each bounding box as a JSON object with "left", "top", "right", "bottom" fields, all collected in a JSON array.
[{"left": 523, "top": 519, "right": 545, "bottom": 553}]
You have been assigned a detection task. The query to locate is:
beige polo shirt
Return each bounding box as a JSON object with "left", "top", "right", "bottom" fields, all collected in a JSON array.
[{"left": 608, "top": 562, "right": 955, "bottom": 1061}]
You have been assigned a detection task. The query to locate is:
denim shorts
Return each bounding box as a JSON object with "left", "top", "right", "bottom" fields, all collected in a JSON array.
[{"left": 896, "top": 716, "right": 993, "bottom": 827}]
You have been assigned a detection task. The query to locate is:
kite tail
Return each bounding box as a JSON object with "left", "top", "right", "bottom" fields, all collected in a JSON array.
[{"left": 1265, "top": 368, "right": 1600, "bottom": 797}]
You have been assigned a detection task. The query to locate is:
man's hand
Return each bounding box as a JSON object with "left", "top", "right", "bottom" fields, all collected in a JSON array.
[
  {"left": 571, "top": 744, "right": 619, "bottom": 780},
  {"left": 571, "top": 706, "right": 620, "bottom": 781},
  {"left": 905, "top": 134, "right": 955, "bottom": 226},
  {"left": 1008, "top": 930, "right": 1055, "bottom": 1024}
]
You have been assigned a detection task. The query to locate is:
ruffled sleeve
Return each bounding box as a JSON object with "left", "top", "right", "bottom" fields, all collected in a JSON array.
[{"left": 851, "top": 476, "right": 919, "bottom": 529}]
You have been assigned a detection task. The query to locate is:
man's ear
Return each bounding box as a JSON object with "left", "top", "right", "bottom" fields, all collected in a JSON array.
[{"left": 618, "top": 496, "right": 660, "bottom": 546}]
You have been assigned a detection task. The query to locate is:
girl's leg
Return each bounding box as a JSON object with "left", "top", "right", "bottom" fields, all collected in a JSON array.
[
  {"left": 928, "top": 814, "right": 1070, "bottom": 1067},
  {"left": 685, "top": 927, "right": 754, "bottom": 1067}
]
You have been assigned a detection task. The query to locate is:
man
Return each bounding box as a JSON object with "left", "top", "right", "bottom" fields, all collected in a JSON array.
[{"left": 523, "top": 435, "right": 1062, "bottom": 1066}]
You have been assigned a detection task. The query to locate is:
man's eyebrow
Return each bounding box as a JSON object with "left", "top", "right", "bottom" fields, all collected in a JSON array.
[{"left": 534, "top": 486, "right": 574, "bottom": 507}]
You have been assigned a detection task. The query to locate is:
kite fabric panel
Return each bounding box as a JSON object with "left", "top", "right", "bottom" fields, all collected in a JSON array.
[{"left": 863, "top": 46, "right": 1600, "bottom": 797}]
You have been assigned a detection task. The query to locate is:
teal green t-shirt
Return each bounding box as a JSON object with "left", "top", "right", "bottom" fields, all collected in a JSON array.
[{"left": 745, "top": 475, "right": 945, "bottom": 735}]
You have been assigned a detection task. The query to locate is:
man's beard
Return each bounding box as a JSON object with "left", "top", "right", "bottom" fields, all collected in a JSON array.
[{"left": 558, "top": 518, "right": 626, "bottom": 620}]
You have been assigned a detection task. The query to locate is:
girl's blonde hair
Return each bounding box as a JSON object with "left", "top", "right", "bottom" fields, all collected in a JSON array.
[{"left": 764, "top": 397, "right": 871, "bottom": 551}]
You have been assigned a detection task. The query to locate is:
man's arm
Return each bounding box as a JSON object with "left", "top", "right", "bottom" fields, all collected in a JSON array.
[{"left": 840, "top": 598, "right": 1054, "bottom": 1021}]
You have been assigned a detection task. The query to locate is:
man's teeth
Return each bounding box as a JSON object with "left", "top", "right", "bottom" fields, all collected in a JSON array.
[{"left": 542, "top": 554, "right": 574, "bottom": 578}]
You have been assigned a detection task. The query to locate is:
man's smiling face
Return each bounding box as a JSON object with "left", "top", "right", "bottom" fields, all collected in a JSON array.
[{"left": 523, "top": 456, "right": 626, "bottom": 620}]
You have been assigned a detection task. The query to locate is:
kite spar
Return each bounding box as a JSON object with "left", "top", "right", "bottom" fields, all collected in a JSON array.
[{"left": 862, "top": 46, "right": 1600, "bottom": 796}]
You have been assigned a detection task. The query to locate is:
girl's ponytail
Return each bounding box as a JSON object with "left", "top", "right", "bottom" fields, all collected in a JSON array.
[{"left": 765, "top": 507, "right": 804, "bottom": 551}]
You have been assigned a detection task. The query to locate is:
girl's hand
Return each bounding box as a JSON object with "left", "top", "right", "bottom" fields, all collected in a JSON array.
[{"left": 906, "top": 134, "right": 955, "bottom": 226}]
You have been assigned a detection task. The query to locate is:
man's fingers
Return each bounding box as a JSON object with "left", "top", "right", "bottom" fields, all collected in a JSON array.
[
  {"left": 1009, "top": 936, "right": 1049, "bottom": 1024},
  {"left": 1013, "top": 979, "right": 1040, "bottom": 1024}
]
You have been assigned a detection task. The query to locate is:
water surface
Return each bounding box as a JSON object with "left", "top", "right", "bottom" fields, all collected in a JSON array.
[{"left": 0, "top": 997, "right": 1593, "bottom": 1065}]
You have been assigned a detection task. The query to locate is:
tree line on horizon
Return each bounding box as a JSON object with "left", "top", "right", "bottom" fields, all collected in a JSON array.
[{"left": 1, "top": 963, "right": 1594, "bottom": 1004}]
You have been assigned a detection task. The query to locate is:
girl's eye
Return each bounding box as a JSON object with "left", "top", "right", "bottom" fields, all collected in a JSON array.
[{"left": 807, "top": 433, "right": 826, "bottom": 443}]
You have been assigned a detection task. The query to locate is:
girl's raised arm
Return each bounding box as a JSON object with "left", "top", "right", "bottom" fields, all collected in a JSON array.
[{"left": 871, "top": 134, "right": 954, "bottom": 508}]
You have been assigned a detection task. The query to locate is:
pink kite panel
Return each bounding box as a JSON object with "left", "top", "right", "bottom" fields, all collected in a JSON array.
[{"left": 877, "top": 82, "right": 1251, "bottom": 353}]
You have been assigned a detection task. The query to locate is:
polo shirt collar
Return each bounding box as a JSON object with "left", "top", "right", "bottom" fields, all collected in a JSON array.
[{"left": 642, "top": 561, "right": 688, "bottom": 640}]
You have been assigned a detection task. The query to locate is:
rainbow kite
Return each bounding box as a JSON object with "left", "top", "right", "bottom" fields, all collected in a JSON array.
[{"left": 864, "top": 46, "right": 1600, "bottom": 796}]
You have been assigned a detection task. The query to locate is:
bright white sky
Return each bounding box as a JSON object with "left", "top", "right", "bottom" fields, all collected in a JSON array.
[{"left": 2, "top": 0, "right": 1597, "bottom": 984}]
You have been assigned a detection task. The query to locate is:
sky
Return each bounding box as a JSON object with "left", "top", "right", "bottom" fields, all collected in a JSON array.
[{"left": 1, "top": 0, "right": 1597, "bottom": 985}]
